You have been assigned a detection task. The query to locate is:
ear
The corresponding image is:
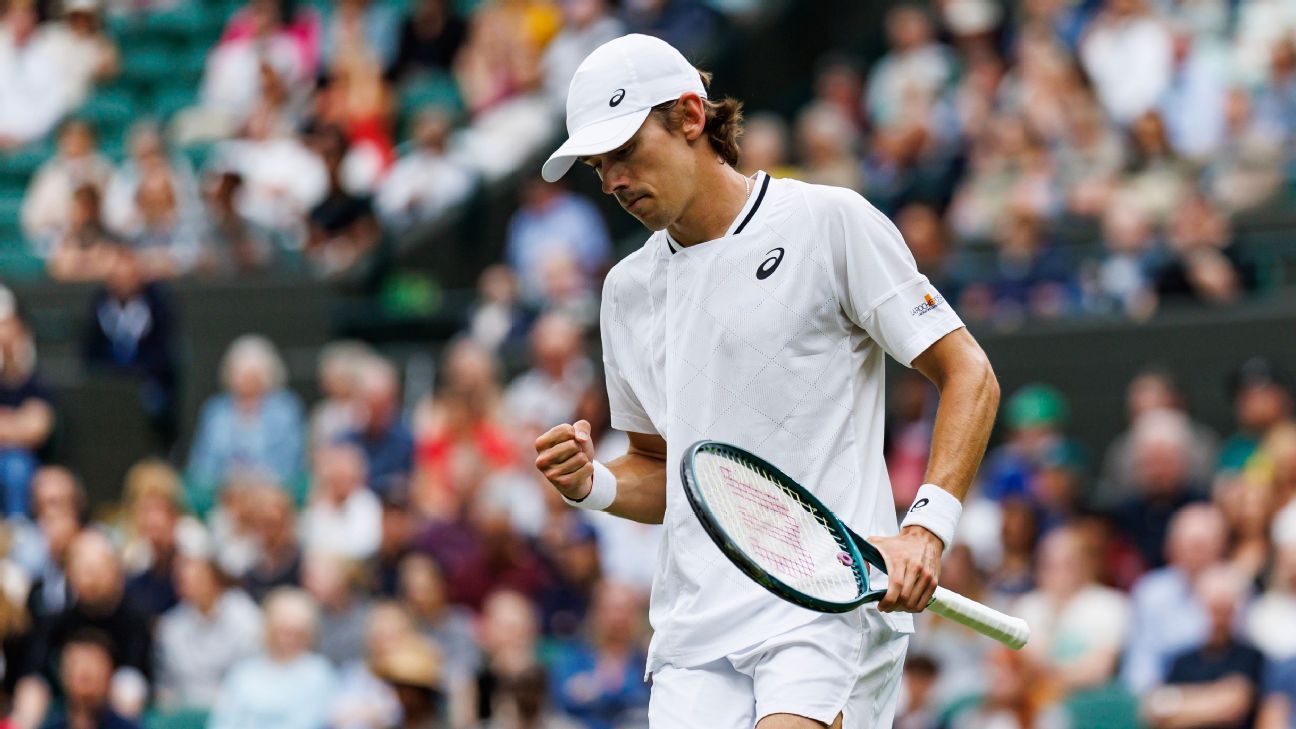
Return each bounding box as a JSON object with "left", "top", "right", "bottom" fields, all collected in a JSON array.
[{"left": 677, "top": 92, "right": 707, "bottom": 142}]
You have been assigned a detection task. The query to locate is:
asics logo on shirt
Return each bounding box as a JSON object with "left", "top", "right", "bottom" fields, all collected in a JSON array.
[
  {"left": 610, "top": 89, "right": 626, "bottom": 107},
  {"left": 756, "top": 248, "right": 785, "bottom": 280}
]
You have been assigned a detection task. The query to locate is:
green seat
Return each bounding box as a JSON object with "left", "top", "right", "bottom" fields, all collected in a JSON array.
[
  {"left": 145, "top": 708, "right": 210, "bottom": 729},
  {"left": 146, "top": 5, "right": 215, "bottom": 38},
  {"left": 0, "top": 144, "right": 52, "bottom": 179},
  {"left": 400, "top": 73, "right": 464, "bottom": 116},
  {"left": 122, "top": 44, "right": 180, "bottom": 84},
  {"left": 0, "top": 249, "right": 44, "bottom": 280},
  {"left": 1065, "top": 684, "right": 1141, "bottom": 729},
  {"left": 152, "top": 86, "right": 200, "bottom": 121},
  {"left": 77, "top": 89, "right": 136, "bottom": 131}
]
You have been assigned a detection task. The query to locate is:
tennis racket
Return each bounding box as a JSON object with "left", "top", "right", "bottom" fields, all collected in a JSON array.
[{"left": 681, "top": 440, "right": 1030, "bottom": 649}]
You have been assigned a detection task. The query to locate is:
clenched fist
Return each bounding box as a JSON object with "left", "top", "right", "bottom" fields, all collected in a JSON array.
[{"left": 534, "top": 419, "right": 596, "bottom": 501}]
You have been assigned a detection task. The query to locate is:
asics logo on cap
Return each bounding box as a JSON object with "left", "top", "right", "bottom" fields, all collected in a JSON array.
[{"left": 609, "top": 89, "right": 626, "bottom": 107}]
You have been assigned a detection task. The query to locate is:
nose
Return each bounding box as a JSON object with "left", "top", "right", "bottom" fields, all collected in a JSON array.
[{"left": 601, "top": 163, "right": 630, "bottom": 196}]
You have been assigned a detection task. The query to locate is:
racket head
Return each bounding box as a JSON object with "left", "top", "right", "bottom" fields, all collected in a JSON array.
[{"left": 681, "top": 440, "right": 887, "bottom": 613}]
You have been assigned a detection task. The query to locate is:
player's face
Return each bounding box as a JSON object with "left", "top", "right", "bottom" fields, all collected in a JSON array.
[{"left": 581, "top": 114, "right": 697, "bottom": 231}]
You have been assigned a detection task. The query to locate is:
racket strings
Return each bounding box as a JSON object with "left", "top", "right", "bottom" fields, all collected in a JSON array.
[{"left": 694, "top": 449, "right": 861, "bottom": 603}]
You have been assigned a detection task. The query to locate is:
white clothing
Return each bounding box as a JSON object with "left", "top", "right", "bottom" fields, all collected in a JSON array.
[
  {"left": 374, "top": 149, "right": 476, "bottom": 230},
  {"left": 301, "top": 487, "right": 383, "bottom": 560},
  {"left": 600, "top": 171, "right": 964, "bottom": 672},
  {"left": 648, "top": 609, "right": 909, "bottom": 728},
  {"left": 1014, "top": 585, "right": 1131, "bottom": 668},
  {"left": 1080, "top": 15, "right": 1174, "bottom": 125}
]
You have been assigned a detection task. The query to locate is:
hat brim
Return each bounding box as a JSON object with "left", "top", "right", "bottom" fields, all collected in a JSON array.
[{"left": 541, "top": 107, "right": 653, "bottom": 183}]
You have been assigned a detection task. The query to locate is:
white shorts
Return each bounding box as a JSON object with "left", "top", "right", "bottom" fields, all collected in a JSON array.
[{"left": 647, "top": 607, "right": 910, "bottom": 729}]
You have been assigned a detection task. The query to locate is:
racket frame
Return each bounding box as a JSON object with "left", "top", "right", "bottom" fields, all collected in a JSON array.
[{"left": 680, "top": 440, "right": 891, "bottom": 613}]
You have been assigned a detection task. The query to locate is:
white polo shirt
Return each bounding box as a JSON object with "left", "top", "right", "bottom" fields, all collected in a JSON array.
[{"left": 600, "top": 171, "right": 965, "bottom": 672}]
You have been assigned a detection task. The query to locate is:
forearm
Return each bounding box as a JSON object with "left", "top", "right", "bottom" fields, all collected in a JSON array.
[
  {"left": 603, "top": 449, "right": 667, "bottom": 524},
  {"left": 922, "top": 348, "right": 999, "bottom": 500},
  {"left": 1146, "top": 679, "right": 1254, "bottom": 729}
]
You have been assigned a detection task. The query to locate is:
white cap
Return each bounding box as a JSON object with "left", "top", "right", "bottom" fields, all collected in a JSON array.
[{"left": 541, "top": 33, "right": 706, "bottom": 183}]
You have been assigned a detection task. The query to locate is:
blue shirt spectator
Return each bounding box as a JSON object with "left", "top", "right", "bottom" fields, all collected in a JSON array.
[
  {"left": 1262, "top": 656, "right": 1296, "bottom": 729},
  {"left": 505, "top": 180, "right": 610, "bottom": 305},
  {"left": 186, "top": 336, "right": 304, "bottom": 510},
  {"left": 0, "top": 304, "right": 56, "bottom": 518},
  {"left": 547, "top": 582, "right": 650, "bottom": 729},
  {"left": 344, "top": 356, "right": 412, "bottom": 498}
]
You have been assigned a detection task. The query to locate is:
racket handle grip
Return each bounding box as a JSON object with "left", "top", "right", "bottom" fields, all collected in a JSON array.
[{"left": 927, "top": 586, "right": 1030, "bottom": 650}]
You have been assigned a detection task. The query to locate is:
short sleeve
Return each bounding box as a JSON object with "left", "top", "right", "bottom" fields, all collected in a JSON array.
[
  {"left": 600, "top": 277, "right": 657, "bottom": 436},
  {"left": 822, "top": 189, "right": 964, "bottom": 366}
]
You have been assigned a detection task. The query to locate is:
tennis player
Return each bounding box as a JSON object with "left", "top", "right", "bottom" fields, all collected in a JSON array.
[{"left": 533, "top": 34, "right": 1000, "bottom": 729}]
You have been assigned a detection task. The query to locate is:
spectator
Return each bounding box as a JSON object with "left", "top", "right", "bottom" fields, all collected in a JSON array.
[
  {"left": 328, "top": 601, "right": 409, "bottom": 729},
  {"left": 1121, "top": 110, "right": 1192, "bottom": 223},
  {"left": 200, "top": 171, "right": 275, "bottom": 275},
  {"left": 987, "top": 498, "right": 1039, "bottom": 597},
  {"left": 1247, "top": 528, "right": 1296, "bottom": 661},
  {"left": 301, "top": 551, "right": 372, "bottom": 667},
  {"left": 1142, "top": 566, "right": 1265, "bottom": 729},
  {"left": 536, "top": 517, "right": 600, "bottom": 638},
  {"left": 1123, "top": 503, "right": 1229, "bottom": 692},
  {"left": 795, "top": 104, "right": 860, "bottom": 191},
  {"left": 44, "top": 184, "right": 122, "bottom": 282},
  {"left": 620, "top": 0, "right": 719, "bottom": 61},
  {"left": 207, "top": 111, "right": 328, "bottom": 242},
  {"left": 541, "top": 0, "right": 624, "bottom": 109},
  {"left": 102, "top": 123, "right": 203, "bottom": 251},
  {"left": 242, "top": 484, "right": 303, "bottom": 602},
  {"left": 309, "top": 340, "right": 373, "bottom": 455},
  {"left": 504, "top": 180, "right": 610, "bottom": 305},
  {"left": 319, "top": 0, "right": 399, "bottom": 74},
  {"left": 396, "top": 553, "right": 480, "bottom": 686},
  {"left": 460, "top": 267, "right": 534, "bottom": 369},
  {"left": 186, "top": 335, "right": 305, "bottom": 508},
  {"left": 0, "top": 308, "right": 54, "bottom": 518},
  {"left": 302, "top": 443, "right": 382, "bottom": 561},
  {"left": 208, "top": 587, "right": 338, "bottom": 729},
  {"left": 737, "top": 113, "right": 795, "bottom": 180},
  {"left": 20, "top": 120, "right": 112, "bottom": 253},
  {"left": 1056, "top": 100, "right": 1125, "bottom": 217},
  {"left": 0, "top": 1, "right": 70, "bottom": 149},
  {"left": 947, "top": 647, "right": 1069, "bottom": 729},
  {"left": 1087, "top": 193, "right": 1159, "bottom": 319},
  {"left": 198, "top": 0, "right": 319, "bottom": 135},
  {"left": 40, "top": 630, "right": 141, "bottom": 729},
  {"left": 976, "top": 207, "right": 1075, "bottom": 323},
  {"left": 1079, "top": 0, "right": 1174, "bottom": 125},
  {"left": 345, "top": 356, "right": 414, "bottom": 498},
  {"left": 979, "top": 383, "right": 1076, "bottom": 504},
  {"left": 303, "top": 125, "right": 382, "bottom": 278},
  {"left": 14, "top": 531, "right": 152, "bottom": 727},
  {"left": 81, "top": 246, "right": 180, "bottom": 449},
  {"left": 1114, "top": 409, "right": 1208, "bottom": 568},
  {"left": 452, "top": 0, "right": 551, "bottom": 118},
  {"left": 389, "top": 0, "right": 465, "bottom": 82},
  {"left": 866, "top": 5, "right": 956, "bottom": 129},
  {"left": 375, "top": 107, "right": 476, "bottom": 231},
  {"left": 548, "top": 581, "right": 650, "bottom": 729},
  {"left": 1260, "top": 653, "right": 1296, "bottom": 729},
  {"left": 894, "top": 654, "right": 941, "bottom": 729},
  {"left": 478, "top": 665, "right": 582, "bottom": 729},
  {"left": 118, "top": 460, "right": 193, "bottom": 622},
  {"left": 38, "top": 0, "right": 119, "bottom": 109},
  {"left": 473, "top": 590, "right": 541, "bottom": 725},
  {"left": 154, "top": 551, "right": 262, "bottom": 712},
  {"left": 372, "top": 636, "right": 447, "bottom": 729},
  {"left": 1220, "top": 357, "right": 1293, "bottom": 472},
  {"left": 1013, "top": 525, "right": 1131, "bottom": 693},
  {"left": 12, "top": 467, "right": 87, "bottom": 619},
  {"left": 1204, "top": 88, "right": 1286, "bottom": 214},
  {"left": 502, "top": 313, "right": 593, "bottom": 433},
  {"left": 1098, "top": 367, "right": 1219, "bottom": 508}
]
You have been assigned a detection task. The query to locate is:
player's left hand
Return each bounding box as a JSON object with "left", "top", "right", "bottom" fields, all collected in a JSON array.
[{"left": 869, "top": 526, "right": 943, "bottom": 613}]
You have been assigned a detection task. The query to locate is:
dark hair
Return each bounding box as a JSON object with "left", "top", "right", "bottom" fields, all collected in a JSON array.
[
  {"left": 648, "top": 69, "right": 744, "bottom": 167},
  {"left": 64, "top": 627, "right": 118, "bottom": 665}
]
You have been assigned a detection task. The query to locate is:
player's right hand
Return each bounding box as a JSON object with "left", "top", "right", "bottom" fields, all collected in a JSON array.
[{"left": 534, "top": 420, "right": 596, "bottom": 501}]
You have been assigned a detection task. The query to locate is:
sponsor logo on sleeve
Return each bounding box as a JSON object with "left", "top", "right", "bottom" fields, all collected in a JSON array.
[{"left": 910, "top": 293, "right": 945, "bottom": 317}]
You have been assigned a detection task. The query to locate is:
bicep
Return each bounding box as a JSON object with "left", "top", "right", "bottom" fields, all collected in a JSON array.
[{"left": 911, "top": 328, "right": 994, "bottom": 391}]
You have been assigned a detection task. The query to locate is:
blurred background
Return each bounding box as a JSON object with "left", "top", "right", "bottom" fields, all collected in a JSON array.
[{"left": 0, "top": 0, "right": 1295, "bottom": 727}]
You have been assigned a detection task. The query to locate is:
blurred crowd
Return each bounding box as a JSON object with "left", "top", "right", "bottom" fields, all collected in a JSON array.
[
  {"left": 5, "top": 262, "right": 1296, "bottom": 729},
  {"left": 732, "top": 0, "right": 1296, "bottom": 325},
  {"left": 8, "top": 0, "right": 734, "bottom": 281}
]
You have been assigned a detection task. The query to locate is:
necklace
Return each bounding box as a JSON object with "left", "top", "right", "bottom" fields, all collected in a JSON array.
[{"left": 744, "top": 174, "right": 752, "bottom": 200}]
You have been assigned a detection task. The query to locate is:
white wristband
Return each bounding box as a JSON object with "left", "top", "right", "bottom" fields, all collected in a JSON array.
[
  {"left": 561, "top": 461, "right": 617, "bottom": 511},
  {"left": 900, "top": 483, "right": 962, "bottom": 550}
]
